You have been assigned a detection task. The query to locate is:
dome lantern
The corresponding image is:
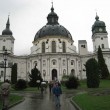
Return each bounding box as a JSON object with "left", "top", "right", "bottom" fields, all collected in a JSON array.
[
  {"left": 47, "top": 3, "right": 59, "bottom": 25},
  {"left": 34, "top": 5, "right": 72, "bottom": 41}
]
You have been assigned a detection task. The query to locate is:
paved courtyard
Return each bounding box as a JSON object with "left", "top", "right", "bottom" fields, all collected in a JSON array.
[{"left": 9, "top": 90, "right": 76, "bottom": 110}]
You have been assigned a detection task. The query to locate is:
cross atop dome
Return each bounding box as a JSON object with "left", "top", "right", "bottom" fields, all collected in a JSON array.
[
  {"left": 95, "top": 12, "right": 99, "bottom": 21},
  {"left": 51, "top": 0, "right": 54, "bottom": 12}
]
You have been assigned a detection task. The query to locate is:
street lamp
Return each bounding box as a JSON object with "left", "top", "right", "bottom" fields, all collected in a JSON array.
[
  {"left": 0, "top": 50, "right": 13, "bottom": 82},
  {"left": 3, "top": 49, "right": 8, "bottom": 82}
]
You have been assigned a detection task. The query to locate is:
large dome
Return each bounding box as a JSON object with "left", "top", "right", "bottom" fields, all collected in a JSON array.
[
  {"left": 34, "top": 5, "right": 72, "bottom": 41},
  {"left": 34, "top": 24, "right": 72, "bottom": 40}
]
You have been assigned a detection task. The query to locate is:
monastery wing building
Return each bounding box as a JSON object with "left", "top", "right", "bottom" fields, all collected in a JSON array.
[{"left": 0, "top": 5, "right": 110, "bottom": 82}]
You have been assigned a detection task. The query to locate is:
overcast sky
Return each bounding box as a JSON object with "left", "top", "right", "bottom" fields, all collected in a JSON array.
[{"left": 0, "top": 0, "right": 110, "bottom": 55}]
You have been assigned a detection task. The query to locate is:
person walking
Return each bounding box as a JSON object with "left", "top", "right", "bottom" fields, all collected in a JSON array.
[
  {"left": 52, "top": 82, "right": 62, "bottom": 107},
  {"left": 49, "top": 81, "right": 53, "bottom": 94},
  {"left": 40, "top": 85, "right": 44, "bottom": 95},
  {"left": 0, "top": 80, "right": 11, "bottom": 110}
]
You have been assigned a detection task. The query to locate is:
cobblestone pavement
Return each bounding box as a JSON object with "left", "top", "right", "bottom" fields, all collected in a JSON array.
[{"left": 9, "top": 90, "right": 76, "bottom": 110}]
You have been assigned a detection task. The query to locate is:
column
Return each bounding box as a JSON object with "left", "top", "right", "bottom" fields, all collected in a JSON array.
[
  {"left": 67, "top": 57, "right": 69, "bottom": 75},
  {"left": 58, "top": 58, "right": 61, "bottom": 76}
]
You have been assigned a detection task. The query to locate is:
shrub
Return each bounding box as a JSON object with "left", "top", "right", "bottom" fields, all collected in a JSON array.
[
  {"left": 65, "top": 75, "right": 79, "bottom": 89},
  {"left": 60, "top": 81, "right": 66, "bottom": 86},
  {"left": 85, "top": 58, "right": 100, "bottom": 88},
  {"left": 61, "top": 75, "right": 69, "bottom": 86},
  {"left": 14, "top": 79, "right": 27, "bottom": 90}
]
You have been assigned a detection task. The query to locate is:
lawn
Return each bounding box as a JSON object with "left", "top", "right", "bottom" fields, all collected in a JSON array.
[
  {"left": 73, "top": 93, "right": 110, "bottom": 110},
  {"left": 0, "top": 94, "right": 23, "bottom": 109},
  {"left": 11, "top": 86, "right": 40, "bottom": 92},
  {"left": 72, "top": 79, "right": 110, "bottom": 110}
]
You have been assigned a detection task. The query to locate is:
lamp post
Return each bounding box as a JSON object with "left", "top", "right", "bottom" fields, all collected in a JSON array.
[
  {"left": 0, "top": 50, "right": 13, "bottom": 82},
  {"left": 3, "top": 49, "right": 8, "bottom": 82}
]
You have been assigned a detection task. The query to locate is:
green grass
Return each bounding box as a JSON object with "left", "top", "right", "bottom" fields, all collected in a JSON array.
[
  {"left": 23, "top": 87, "right": 39, "bottom": 91},
  {"left": 72, "top": 79, "right": 110, "bottom": 110},
  {"left": 99, "top": 79, "right": 110, "bottom": 88},
  {"left": 0, "top": 94, "right": 23, "bottom": 109},
  {"left": 73, "top": 93, "right": 110, "bottom": 110},
  {"left": 9, "top": 94, "right": 23, "bottom": 104},
  {"left": 11, "top": 86, "right": 41, "bottom": 93}
]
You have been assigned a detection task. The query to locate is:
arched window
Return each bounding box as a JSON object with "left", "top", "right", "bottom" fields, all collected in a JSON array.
[
  {"left": 52, "top": 18, "right": 54, "bottom": 23},
  {"left": 71, "top": 60, "right": 74, "bottom": 65},
  {"left": 42, "top": 42, "right": 45, "bottom": 53},
  {"left": 43, "top": 60, "right": 46, "bottom": 67},
  {"left": 62, "top": 42, "right": 66, "bottom": 53},
  {"left": 63, "top": 69, "right": 66, "bottom": 75},
  {"left": 52, "top": 41, "right": 56, "bottom": 53},
  {"left": 102, "top": 44, "right": 104, "bottom": 49},
  {"left": 52, "top": 59, "right": 57, "bottom": 65},
  {"left": 2, "top": 46, "right": 5, "bottom": 51},
  {"left": 63, "top": 60, "right": 66, "bottom": 66},
  {"left": 71, "top": 69, "right": 75, "bottom": 76}
]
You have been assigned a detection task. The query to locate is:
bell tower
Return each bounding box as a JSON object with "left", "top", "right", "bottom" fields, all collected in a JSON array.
[
  {"left": 0, "top": 16, "right": 15, "bottom": 54},
  {"left": 92, "top": 14, "right": 109, "bottom": 52}
]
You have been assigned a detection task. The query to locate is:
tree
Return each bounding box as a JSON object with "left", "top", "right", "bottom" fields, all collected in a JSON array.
[
  {"left": 11, "top": 63, "right": 17, "bottom": 84},
  {"left": 97, "top": 46, "right": 109, "bottom": 79},
  {"left": 28, "top": 66, "right": 42, "bottom": 87},
  {"left": 85, "top": 58, "right": 100, "bottom": 88}
]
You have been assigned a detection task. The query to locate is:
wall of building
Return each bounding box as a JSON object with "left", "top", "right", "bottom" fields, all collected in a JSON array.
[{"left": 31, "top": 36, "right": 76, "bottom": 54}]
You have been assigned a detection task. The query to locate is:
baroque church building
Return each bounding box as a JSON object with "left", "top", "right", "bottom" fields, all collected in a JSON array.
[{"left": 0, "top": 5, "right": 110, "bottom": 82}]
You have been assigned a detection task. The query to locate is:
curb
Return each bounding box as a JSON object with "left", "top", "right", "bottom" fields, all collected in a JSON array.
[
  {"left": 9, "top": 98, "right": 25, "bottom": 108},
  {"left": 70, "top": 97, "right": 82, "bottom": 110}
]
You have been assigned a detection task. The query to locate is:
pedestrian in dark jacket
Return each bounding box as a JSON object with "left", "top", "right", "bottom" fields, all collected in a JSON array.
[{"left": 52, "top": 82, "right": 62, "bottom": 107}]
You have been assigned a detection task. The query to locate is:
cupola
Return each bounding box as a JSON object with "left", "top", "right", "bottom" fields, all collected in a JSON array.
[
  {"left": 92, "top": 13, "right": 107, "bottom": 35},
  {"left": 2, "top": 17, "right": 13, "bottom": 35}
]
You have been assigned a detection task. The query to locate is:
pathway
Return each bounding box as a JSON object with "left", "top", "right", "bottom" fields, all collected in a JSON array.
[{"left": 9, "top": 89, "right": 76, "bottom": 110}]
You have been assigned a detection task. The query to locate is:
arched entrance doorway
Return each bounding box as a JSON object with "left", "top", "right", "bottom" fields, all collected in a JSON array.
[
  {"left": 52, "top": 69, "right": 57, "bottom": 80},
  {"left": 71, "top": 69, "right": 75, "bottom": 76}
]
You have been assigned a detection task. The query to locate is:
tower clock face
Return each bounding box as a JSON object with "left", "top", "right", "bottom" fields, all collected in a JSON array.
[{"left": 99, "top": 28, "right": 103, "bottom": 32}]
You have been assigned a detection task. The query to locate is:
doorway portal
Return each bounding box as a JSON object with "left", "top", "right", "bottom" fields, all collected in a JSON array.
[{"left": 52, "top": 69, "right": 57, "bottom": 80}]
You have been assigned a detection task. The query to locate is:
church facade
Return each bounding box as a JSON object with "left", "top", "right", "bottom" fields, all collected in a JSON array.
[{"left": 0, "top": 5, "right": 110, "bottom": 82}]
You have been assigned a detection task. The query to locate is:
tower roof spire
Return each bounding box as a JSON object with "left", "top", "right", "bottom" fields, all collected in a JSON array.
[
  {"left": 51, "top": 0, "right": 54, "bottom": 12},
  {"left": 6, "top": 15, "right": 10, "bottom": 29},
  {"left": 2, "top": 15, "right": 13, "bottom": 35},
  {"left": 95, "top": 12, "right": 99, "bottom": 21},
  {"left": 51, "top": 0, "right": 53, "bottom": 7}
]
